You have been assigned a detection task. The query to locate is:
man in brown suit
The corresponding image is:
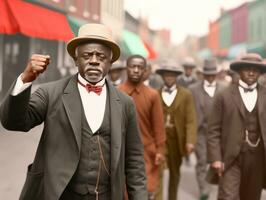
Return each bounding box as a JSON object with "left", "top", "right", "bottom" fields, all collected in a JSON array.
[
  {"left": 119, "top": 54, "right": 166, "bottom": 200},
  {"left": 156, "top": 62, "right": 197, "bottom": 200},
  {"left": 0, "top": 23, "right": 147, "bottom": 200},
  {"left": 207, "top": 53, "right": 266, "bottom": 200}
]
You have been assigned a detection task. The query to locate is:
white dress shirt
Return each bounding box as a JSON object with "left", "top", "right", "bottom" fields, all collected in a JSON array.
[
  {"left": 203, "top": 80, "right": 217, "bottom": 97},
  {"left": 77, "top": 74, "right": 106, "bottom": 133},
  {"left": 238, "top": 80, "right": 257, "bottom": 112},
  {"left": 12, "top": 74, "right": 107, "bottom": 133},
  {"left": 162, "top": 85, "right": 177, "bottom": 107}
]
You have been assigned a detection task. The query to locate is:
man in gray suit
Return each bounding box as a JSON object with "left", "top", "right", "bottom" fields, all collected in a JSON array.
[
  {"left": 189, "top": 59, "right": 225, "bottom": 200},
  {"left": 207, "top": 53, "right": 266, "bottom": 200},
  {"left": 0, "top": 23, "right": 147, "bottom": 200}
]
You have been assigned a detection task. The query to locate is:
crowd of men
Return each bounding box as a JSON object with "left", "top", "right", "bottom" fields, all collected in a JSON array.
[{"left": 1, "top": 23, "right": 266, "bottom": 200}]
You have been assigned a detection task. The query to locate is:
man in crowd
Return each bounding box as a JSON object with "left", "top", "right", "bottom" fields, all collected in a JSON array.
[
  {"left": 189, "top": 59, "right": 225, "bottom": 200},
  {"left": 207, "top": 53, "right": 266, "bottom": 200},
  {"left": 177, "top": 57, "right": 198, "bottom": 87},
  {"left": 107, "top": 60, "right": 126, "bottom": 86},
  {"left": 119, "top": 54, "right": 166, "bottom": 200},
  {"left": 0, "top": 23, "right": 147, "bottom": 200},
  {"left": 156, "top": 61, "right": 197, "bottom": 200}
]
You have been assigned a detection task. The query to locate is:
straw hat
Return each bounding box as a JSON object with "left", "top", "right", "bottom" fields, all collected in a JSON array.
[
  {"left": 67, "top": 23, "right": 120, "bottom": 63},
  {"left": 230, "top": 53, "right": 266, "bottom": 73}
]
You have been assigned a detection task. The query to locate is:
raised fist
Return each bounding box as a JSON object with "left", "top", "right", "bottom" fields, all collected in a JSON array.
[{"left": 21, "top": 54, "right": 50, "bottom": 83}]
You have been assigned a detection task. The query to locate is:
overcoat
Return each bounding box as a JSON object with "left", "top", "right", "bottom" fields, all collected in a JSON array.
[
  {"left": 206, "top": 84, "right": 266, "bottom": 186},
  {"left": 0, "top": 74, "right": 147, "bottom": 200}
]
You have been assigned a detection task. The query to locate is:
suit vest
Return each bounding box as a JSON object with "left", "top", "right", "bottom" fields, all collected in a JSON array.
[
  {"left": 68, "top": 94, "right": 111, "bottom": 195},
  {"left": 243, "top": 101, "right": 261, "bottom": 146}
]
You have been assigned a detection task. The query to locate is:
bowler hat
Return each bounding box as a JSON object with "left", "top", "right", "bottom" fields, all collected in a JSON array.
[
  {"left": 230, "top": 53, "right": 266, "bottom": 73},
  {"left": 182, "top": 57, "right": 196, "bottom": 68},
  {"left": 67, "top": 23, "right": 120, "bottom": 63},
  {"left": 202, "top": 59, "right": 218, "bottom": 75},
  {"left": 156, "top": 61, "right": 183, "bottom": 76}
]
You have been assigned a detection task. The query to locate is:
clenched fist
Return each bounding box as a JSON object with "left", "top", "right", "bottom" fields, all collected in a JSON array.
[{"left": 21, "top": 54, "right": 50, "bottom": 83}]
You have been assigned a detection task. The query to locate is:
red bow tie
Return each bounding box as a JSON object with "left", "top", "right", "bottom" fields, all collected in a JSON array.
[{"left": 78, "top": 80, "right": 104, "bottom": 95}]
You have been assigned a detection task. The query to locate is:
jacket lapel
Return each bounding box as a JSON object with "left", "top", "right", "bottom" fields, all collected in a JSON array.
[
  {"left": 257, "top": 85, "right": 266, "bottom": 119},
  {"left": 230, "top": 84, "right": 245, "bottom": 118},
  {"left": 107, "top": 81, "right": 122, "bottom": 172},
  {"left": 62, "top": 75, "right": 82, "bottom": 152},
  {"left": 173, "top": 86, "right": 183, "bottom": 110}
]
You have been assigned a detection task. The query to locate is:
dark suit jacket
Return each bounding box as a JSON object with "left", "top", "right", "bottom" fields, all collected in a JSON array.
[
  {"left": 206, "top": 83, "right": 266, "bottom": 184},
  {"left": 189, "top": 81, "right": 226, "bottom": 135},
  {"left": 0, "top": 74, "right": 147, "bottom": 200}
]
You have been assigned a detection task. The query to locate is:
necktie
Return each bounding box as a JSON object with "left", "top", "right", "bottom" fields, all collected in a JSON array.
[
  {"left": 78, "top": 80, "right": 104, "bottom": 95},
  {"left": 239, "top": 85, "right": 255, "bottom": 93}
]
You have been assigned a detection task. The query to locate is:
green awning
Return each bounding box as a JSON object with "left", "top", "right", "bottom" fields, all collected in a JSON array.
[
  {"left": 121, "top": 30, "right": 148, "bottom": 57},
  {"left": 67, "top": 16, "right": 87, "bottom": 36},
  {"left": 247, "top": 43, "right": 266, "bottom": 57}
]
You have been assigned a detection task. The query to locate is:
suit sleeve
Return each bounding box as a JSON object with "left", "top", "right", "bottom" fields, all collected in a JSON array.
[
  {"left": 0, "top": 83, "right": 48, "bottom": 132},
  {"left": 125, "top": 99, "right": 148, "bottom": 200},
  {"left": 184, "top": 91, "right": 197, "bottom": 145},
  {"left": 207, "top": 92, "right": 223, "bottom": 163},
  {"left": 151, "top": 92, "right": 166, "bottom": 154}
]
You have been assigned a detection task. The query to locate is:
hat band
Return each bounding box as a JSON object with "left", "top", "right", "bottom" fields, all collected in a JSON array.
[
  {"left": 242, "top": 57, "right": 262, "bottom": 62},
  {"left": 82, "top": 34, "right": 111, "bottom": 41}
]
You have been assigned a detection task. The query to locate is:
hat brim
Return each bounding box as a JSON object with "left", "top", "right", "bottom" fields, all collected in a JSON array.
[
  {"left": 230, "top": 60, "right": 266, "bottom": 73},
  {"left": 202, "top": 70, "right": 218, "bottom": 75},
  {"left": 182, "top": 64, "right": 196, "bottom": 68},
  {"left": 156, "top": 69, "right": 183, "bottom": 76},
  {"left": 67, "top": 36, "right": 120, "bottom": 63}
]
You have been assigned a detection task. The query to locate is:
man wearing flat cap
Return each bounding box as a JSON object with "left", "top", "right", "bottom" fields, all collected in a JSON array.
[
  {"left": 0, "top": 23, "right": 147, "bottom": 200},
  {"left": 207, "top": 53, "right": 266, "bottom": 200},
  {"left": 156, "top": 62, "right": 197, "bottom": 200},
  {"left": 189, "top": 58, "right": 226, "bottom": 200}
]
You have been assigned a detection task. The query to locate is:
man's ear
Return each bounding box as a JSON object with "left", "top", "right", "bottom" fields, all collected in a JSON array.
[{"left": 73, "top": 56, "right": 78, "bottom": 66}]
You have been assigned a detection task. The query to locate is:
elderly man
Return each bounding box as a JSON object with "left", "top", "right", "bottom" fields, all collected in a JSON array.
[
  {"left": 119, "top": 54, "right": 166, "bottom": 200},
  {"left": 207, "top": 53, "right": 266, "bottom": 200},
  {"left": 189, "top": 59, "right": 225, "bottom": 200},
  {"left": 0, "top": 23, "right": 147, "bottom": 200}
]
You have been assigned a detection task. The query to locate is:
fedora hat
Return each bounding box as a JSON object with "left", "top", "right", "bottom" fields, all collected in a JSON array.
[
  {"left": 156, "top": 61, "right": 183, "bottom": 76},
  {"left": 67, "top": 23, "right": 120, "bottom": 63},
  {"left": 230, "top": 53, "right": 266, "bottom": 73},
  {"left": 182, "top": 57, "right": 196, "bottom": 68},
  {"left": 202, "top": 58, "right": 218, "bottom": 75}
]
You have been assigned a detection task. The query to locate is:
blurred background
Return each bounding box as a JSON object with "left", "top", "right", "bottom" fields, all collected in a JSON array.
[{"left": 1, "top": 0, "right": 266, "bottom": 199}]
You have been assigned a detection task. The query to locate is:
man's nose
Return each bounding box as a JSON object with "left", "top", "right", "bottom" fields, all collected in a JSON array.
[
  {"left": 90, "top": 54, "right": 99, "bottom": 64},
  {"left": 133, "top": 66, "right": 140, "bottom": 72}
]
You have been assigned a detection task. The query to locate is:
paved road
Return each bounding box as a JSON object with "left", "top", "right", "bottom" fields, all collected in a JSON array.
[{"left": 1, "top": 125, "right": 266, "bottom": 200}]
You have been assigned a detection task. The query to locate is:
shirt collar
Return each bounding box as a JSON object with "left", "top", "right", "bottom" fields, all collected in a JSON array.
[
  {"left": 78, "top": 74, "right": 106, "bottom": 86},
  {"left": 204, "top": 80, "right": 217, "bottom": 87},
  {"left": 239, "top": 79, "right": 257, "bottom": 90},
  {"left": 163, "top": 84, "right": 177, "bottom": 92},
  {"left": 124, "top": 80, "right": 144, "bottom": 95}
]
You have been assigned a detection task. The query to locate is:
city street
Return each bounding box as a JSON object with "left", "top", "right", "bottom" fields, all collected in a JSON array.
[{"left": 0, "top": 124, "right": 266, "bottom": 200}]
